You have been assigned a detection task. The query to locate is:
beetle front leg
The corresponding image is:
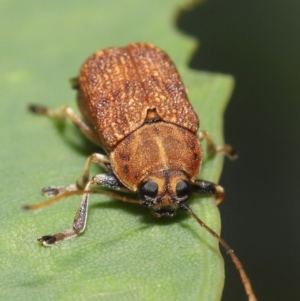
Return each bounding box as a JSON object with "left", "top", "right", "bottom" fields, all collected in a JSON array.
[
  {"left": 37, "top": 175, "right": 139, "bottom": 246},
  {"left": 192, "top": 179, "right": 225, "bottom": 206},
  {"left": 38, "top": 179, "right": 94, "bottom": 246},
  {"left": 197, "top": 131, "right": 237, "bottom": 159}
]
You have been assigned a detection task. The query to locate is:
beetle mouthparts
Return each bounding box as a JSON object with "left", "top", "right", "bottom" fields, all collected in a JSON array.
[{"left": 153, "top": 207, "right": 176, "bottom": 218}]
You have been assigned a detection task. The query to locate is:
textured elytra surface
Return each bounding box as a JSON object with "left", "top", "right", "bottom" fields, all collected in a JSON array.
[{"left": 78, "top": 43, "right": 199, "bottom": 150}]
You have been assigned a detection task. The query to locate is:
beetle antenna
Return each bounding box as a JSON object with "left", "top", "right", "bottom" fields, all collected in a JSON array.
[{"left": 181, "top": 203, "right": 258, "bottom": 301}]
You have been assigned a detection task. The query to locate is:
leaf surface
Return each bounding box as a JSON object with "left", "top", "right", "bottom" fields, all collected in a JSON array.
[{"left": 0, "top": 1, "right": 234, "bottom": 300}]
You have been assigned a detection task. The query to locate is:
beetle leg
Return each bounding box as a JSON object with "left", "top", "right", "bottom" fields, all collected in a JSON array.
[
  {"left": 24, "top": 173, "right": 131, "bottom": 211},
  {"left": 29, "top": 104, "right": 101, "bottom": 146},
  {"left": 24, "top": 152, "right": 128, "bottom": 210},
  {"left": 70, "top": 77, "right": 79, "bottom": 89},
  {"left": 192, "top": 179, "right": 225, "bottom": 205},
  {"left": 76, "top": 153, "right": 111, "bottom": 189},
  {"left": 37, "top": 153, "right": 111, "bottom": 199},
  {"left": 197, "top": 130, "right": 237, "bottom": 159},
  {"left": 37, "top": 175, "right": 140, "bottom": 246},
  {"left": 37, "top": 182, "right": 92, "bottom": 245},
  {"left": 39, "top": 180, "right": 109, "bottom": 246}
]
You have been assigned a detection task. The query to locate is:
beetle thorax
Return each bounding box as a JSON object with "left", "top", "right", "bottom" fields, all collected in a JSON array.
[{"left": 110, "top": 122, "right": 202, "bottom": 191}]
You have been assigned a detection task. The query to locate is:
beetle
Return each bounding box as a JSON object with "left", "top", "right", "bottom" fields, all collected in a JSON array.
[{"left": 26, "top": 43, "right": 257, "bottom": 301}]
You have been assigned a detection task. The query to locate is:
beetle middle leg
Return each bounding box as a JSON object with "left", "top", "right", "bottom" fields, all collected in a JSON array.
[
  {"left": 197, "top": 131, "right": 237, "bottom": 159},
  {"left": 37, "top": 174, "right": 140, "bottom": 246},
  {"left": 39, "top": 153, "right": 112, "bottom": 200},
  {"left": 25, "top": 153, "right": 115, "bottom": 210}
]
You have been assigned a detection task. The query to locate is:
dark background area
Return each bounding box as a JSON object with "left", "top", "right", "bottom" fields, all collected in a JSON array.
[{"left": 178, "top": 0, "right": 300, "bottom": 300}]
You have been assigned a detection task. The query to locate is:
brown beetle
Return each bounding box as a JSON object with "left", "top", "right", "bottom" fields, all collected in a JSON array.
[{"left": 26, "top": 43, "right": 257, "bottom": 301}]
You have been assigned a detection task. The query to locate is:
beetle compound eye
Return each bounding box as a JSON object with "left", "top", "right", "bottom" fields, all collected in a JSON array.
[
  {"left": 176, "top": 181, "right": 192, "bottom": 200},
  {"left": 139, "top": 181, "right": 158, "bottom": 199}
]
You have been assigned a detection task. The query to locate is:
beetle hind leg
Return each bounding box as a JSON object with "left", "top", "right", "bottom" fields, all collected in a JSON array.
[
  {"left": 28, "top": 104, "right": 101, "bottom": 147},
  {"left": 197, "top": 130, "right": 237, "bottom": 159}
]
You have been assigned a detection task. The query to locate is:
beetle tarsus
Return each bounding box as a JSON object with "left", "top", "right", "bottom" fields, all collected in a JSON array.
[
  {"left": 228, "top": 148, "right": 238, "bottom": 160},
  {"left": 28, "top": 104, "right": 48, "bottom": 114},
  {"left": 41, "top": 186, "right": 60, "bottom": 197},
  {"left": 37, "top": 235, "right": 57, "bottom": 246},
  {"left": 215, "top": 145, "right": 238, "bottom": 160},
  {"left": 22, "top": 205, "right": 31, "bottom": 210}
]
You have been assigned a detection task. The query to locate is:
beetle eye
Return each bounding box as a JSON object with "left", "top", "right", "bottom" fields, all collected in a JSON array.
[
  {"left": 176, "top": 181, "right": 191, "bottom": 199},
  {"left": 139, "top": 181, "right": 158, "bottom": 199}
]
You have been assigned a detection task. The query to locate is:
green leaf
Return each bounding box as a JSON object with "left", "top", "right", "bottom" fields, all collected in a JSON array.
[{"left": 0, "top": 1, "right": 234, "bottom": 301}]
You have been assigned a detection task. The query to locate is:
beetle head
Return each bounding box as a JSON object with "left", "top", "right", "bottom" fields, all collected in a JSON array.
[{"left": 138, "top": 170, "right": 192, "bottom": 217}]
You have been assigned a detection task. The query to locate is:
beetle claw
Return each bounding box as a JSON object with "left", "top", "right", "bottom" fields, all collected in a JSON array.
[
  {"left": 28, "top": 104, "right": 47, "bottom": 114},
  {"left": 41, "top": 186, "right": 60, "bottom": 197},
  {"left": 37, "top": 235, "right": 57, "bottom": 246}
]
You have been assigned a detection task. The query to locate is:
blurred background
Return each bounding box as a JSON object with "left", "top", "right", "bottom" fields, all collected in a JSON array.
[{"left": 178, "top": 0, "right": 300, "bottom": 300}]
